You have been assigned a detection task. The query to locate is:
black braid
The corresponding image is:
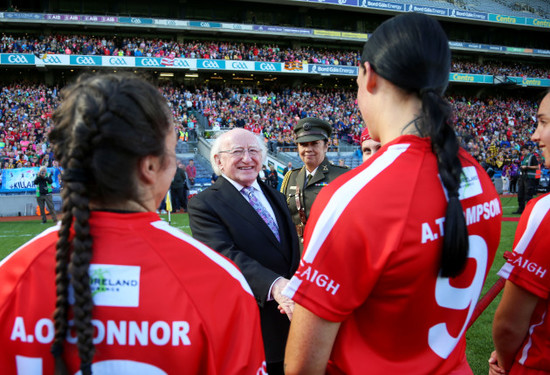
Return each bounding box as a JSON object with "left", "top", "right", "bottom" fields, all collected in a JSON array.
[
  {"left": 48, "top": 73, "right": 173, "bottom": 373},
  {"left": 421, "top": 91, "right": 469, "bottom": 277}
]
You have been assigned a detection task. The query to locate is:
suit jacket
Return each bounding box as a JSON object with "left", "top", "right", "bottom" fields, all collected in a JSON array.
[{"left": 188, "top": 176, "right": 300, "bottom": 363}]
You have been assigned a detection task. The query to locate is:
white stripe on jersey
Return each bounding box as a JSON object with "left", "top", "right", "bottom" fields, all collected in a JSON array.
[
  {"left": 499, "top": 193, "right": 550, "bottom": 279},
  {"left": 0, "top": 224, "right": 60, "bottom": 268},
  {"left": 519, "top": 310, "right": 547, "bottom": 365},
  {"left": 150, "top": 221, "right": 254, "bottom": 297},
  {"left": 284, "top": 144, "right": 410, "bottom": 299},
  {"left": 303, "top": 143, "right": 410, "bottom": 265}
]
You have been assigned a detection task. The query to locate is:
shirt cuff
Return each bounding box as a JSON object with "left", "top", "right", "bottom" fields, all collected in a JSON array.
[{"left": 267, "top": 276, "right": 283, "bottom": 301}]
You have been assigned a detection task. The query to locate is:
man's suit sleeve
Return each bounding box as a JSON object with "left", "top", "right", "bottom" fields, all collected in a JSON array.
[{"left": 188, "top": 195, "right": 281, "bottom": 307}]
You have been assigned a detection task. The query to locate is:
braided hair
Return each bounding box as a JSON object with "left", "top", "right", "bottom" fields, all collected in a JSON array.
[
  {"left": 361, "top": 13, "right": 468, "bottom": 278},
  {"left": 48, "top": 73, "right": 173, "bottom": 374}
]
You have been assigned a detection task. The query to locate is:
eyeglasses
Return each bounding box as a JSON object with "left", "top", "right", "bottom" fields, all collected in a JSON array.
[{"left": 219, "top": 147, "right": 261, "bottom": 158}]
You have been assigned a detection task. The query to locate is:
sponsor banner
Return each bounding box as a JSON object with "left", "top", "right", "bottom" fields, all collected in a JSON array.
[
  {"left": 360, "top": 1, "right": 405, "bottom": 11},
  {"left": 153, "top": 19, "right": 188, "bottom": 27},
  {"left": 254, "top": 62, "right": 282, "bottom": 72},
  {"left": 488, "top": 14, "right": 525, "bottom": 24},
  {"left": 253, "top": 25, "right": 313, "bottom": 35},
  {"left": 526, "top": 18, "right": 550, "bottom": 28},
  {"left": 341, "top": 32, "right": 368, "bottom": 40},
  {"left": 189, "top": 21, "right": 222, "bottom": 28},
  {"left": 488, "top": 45, "right": 504, "bottom": 52},
  {"left": 309, "top": 64, "right": 358, "bottom": 76},
  {"left": 0, "top": 54, "right": 35, "bottom": 65},
  {"left": 45, "top": 13, "right": 81, "bottom": 21},
  {"left": 449, "top": 73, "right": 492, "bottom": 84},
  {"left": 301, "top": 0, "right": 359, "bottom": 4},
  {"left": 4, "top": 12, "right": 42, "bottom": 20},
  {"left": 220, "top": 22, "right": 254, "bottom": 31},
  {"left": 227, "top": 60, "right": 255, "bottom": 71},
  {"left": 0, "top": 167, "right": 61, "bottom": 193},
  {"left": 506, "top": 47, "right": 526, "bottom": 53},
  {"left": 405, "top": 4, "right": 447, "bottom": 16},
  {"left": 0, "top": 12, "right": 4, "bottom": 19},
  {"left": 509, "top": 77, "right": 550, "bottom": 87},
  {"left": 102, "top": 56, "right": 134, "bottom": 67},
  {"left": 449, "top": 9, "right": 488, "bottom": 21},
  {"left": 118, "top": 17, "right": 153, "bottom": 25},
  {"left": 70, "top": 55, "right": 102, "bottom": 66},
  {"left": 136, "top": 57, "right": 162, "bottom": 68},
  {"left": 313, "top": 29, "right": 342, "bottom": 37},
  {"left": 449, "top": 41, "right": 465, "bottom": 48},
  {"left": 83, "top": 15, "right": 118, "bottom": 22},
  {"left": 173, "top": 58, "right": 196, "bottom": 69},
  {"left": 197, "top": 59, "right": 226, "bottom": 70},
  {"left": 534, "top": 49, "right": 550, "bottom": 55},
  {"left": 38, "top": 54, "right": 70, "bottom": 65}
]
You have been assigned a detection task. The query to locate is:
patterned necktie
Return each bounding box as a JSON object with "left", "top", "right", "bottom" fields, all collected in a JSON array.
[{"left": 241, "top": 186, "right": 280, "bottom": 242}]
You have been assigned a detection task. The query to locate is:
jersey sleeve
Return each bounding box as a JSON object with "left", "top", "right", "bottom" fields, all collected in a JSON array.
[
  {"left": 283, "top": 174, "right": 403, "bottom": 322},
  {"left": 498, "top": 194, "right": 550, "bottom": 300}
]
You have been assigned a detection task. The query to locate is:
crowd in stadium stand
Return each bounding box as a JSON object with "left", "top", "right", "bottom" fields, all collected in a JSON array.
[
  {"left": 0, "top": 83, "right": 544, "bottom": 190},
  {"left": 2, "top": 34, "right": 550, "bottom": 78}
]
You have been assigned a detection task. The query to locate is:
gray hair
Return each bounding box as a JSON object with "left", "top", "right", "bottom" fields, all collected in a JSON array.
[{"left": 210, "top": 129, "right": 267, "bottom": 175}]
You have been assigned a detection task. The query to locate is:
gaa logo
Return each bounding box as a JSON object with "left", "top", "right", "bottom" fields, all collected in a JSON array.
[
  {"left": 8, "top": 55, "right": 29, "bottom": 64},
  {"left": 259, "top": 63, "right": 276, "bottom": 71},
  {"left": 109, "top": 57, "right": 127, "bottom": 66},
  {"left": 75, "top": 56, "right": 96, "bottom": 65},
  {"left": 174, "top": 59, "right": 190, "bottom": 68},
  {"left": 141, "top": 58, "right": 160, "bottom": 67},
  {"left": 202, "top": 60, "right": 220, "bottom": 69},
  {"left": 131, "top": 18, "right": 141, "bottom": 24},
  {"left": 43, "top": 56, "right": 62, "bottom": 64},
  {"left": 200, "top": 22, "right": 210, "bottom": 27},
  {"left": 231, "top": 62, "right": 248, "bottom": 70}
]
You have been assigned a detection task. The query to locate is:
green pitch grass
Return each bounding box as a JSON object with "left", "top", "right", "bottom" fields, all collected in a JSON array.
[{"left": 0, "top": 198, "right": 521, "bottom": 374}]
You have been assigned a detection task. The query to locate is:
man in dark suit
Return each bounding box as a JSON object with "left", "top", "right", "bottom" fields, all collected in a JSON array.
[{"left": 188, "top": 128, "right": 300, "bottom": 375}]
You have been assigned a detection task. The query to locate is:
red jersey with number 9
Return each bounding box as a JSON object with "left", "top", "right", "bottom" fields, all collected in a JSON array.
[{"left": 284, "top": 135, "right": 501, "bottom": 374}]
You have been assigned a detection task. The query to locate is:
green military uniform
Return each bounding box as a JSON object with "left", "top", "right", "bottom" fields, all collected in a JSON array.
[
  {"left": 280, "top": 117, "right": 348, "bottom": 244},
  {"left": 281, "top": 159, "right": 347, "bottom": 237}
]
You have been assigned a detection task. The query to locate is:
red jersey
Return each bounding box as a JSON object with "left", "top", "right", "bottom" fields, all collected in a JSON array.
[
  {"left": 0, "top": 211, "right": 266, "bottom": 375},
  {"left": 284, "top": 135, "right": 501, "bottom": 374},
  {"left": 498, "top": 193, "right": 550, "bottom": 373}
]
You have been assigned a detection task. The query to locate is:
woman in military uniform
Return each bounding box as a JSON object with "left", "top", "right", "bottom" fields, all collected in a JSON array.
[{"left": 280, "top": 117, "right": 348, "bottom": 244}]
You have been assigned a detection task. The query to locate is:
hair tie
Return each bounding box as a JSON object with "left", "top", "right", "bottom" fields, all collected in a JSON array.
[
  {"left": 419, "top": 88, "right": 438, "bottom": 97},
  {"left": 50, "top": 343, "right": 63, "bottom": 357},
  {"left": 448, "top": 190, "right": 460, "bottom": 200},
  {"left": 80, "top": 362, "right": 92, "bottom": 375},
  {"left": 63, "top": 168, "right": 90, "bottom": 183}
]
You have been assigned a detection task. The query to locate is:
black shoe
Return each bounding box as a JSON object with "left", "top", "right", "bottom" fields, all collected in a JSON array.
[
  {"left": 41, "top": 220, "right": 47, "bottom": 224},
  {"left": 512, "top": 210, "right": 522, "bottom": 215}
]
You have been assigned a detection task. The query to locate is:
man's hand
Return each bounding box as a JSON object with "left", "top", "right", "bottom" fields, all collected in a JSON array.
[
  {"left": 272, "top": 277, "right": 294, "bottom": 321},
  {"left": 488, "top": 351, "right": 507, "bottom": 375}
]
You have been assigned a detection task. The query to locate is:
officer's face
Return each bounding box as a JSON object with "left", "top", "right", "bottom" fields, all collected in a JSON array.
[
  {"left": 217, "top": 131, "right": 262, "bottom": 187},
  {"left": 297, "top": 140, "right": 328, "bottom": 171}
]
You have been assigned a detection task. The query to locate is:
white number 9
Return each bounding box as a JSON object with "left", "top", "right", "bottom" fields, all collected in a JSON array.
[{"left": 428, "top": 235, "right": 488, "bottom": 359}]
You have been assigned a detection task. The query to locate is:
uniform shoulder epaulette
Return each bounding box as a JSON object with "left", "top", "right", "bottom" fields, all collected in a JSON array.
[
  {"left": 333, "top": 164, "right": 349, "bottom": 170},
  {"left": 280, "top": 168, "right": 301, "bottom": 193}
]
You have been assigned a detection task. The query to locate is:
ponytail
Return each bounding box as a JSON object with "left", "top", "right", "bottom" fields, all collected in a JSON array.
[{"left": 420, "top": 90, "right": 468, "bottom": 278}]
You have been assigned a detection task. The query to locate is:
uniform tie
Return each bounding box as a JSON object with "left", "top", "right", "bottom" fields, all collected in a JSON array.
[
  {"left": 305, "top": 173, "right": 313, "bottom": 188},
  {"left": 241, "top": 186, "right": 280, "bottom": 241}
]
